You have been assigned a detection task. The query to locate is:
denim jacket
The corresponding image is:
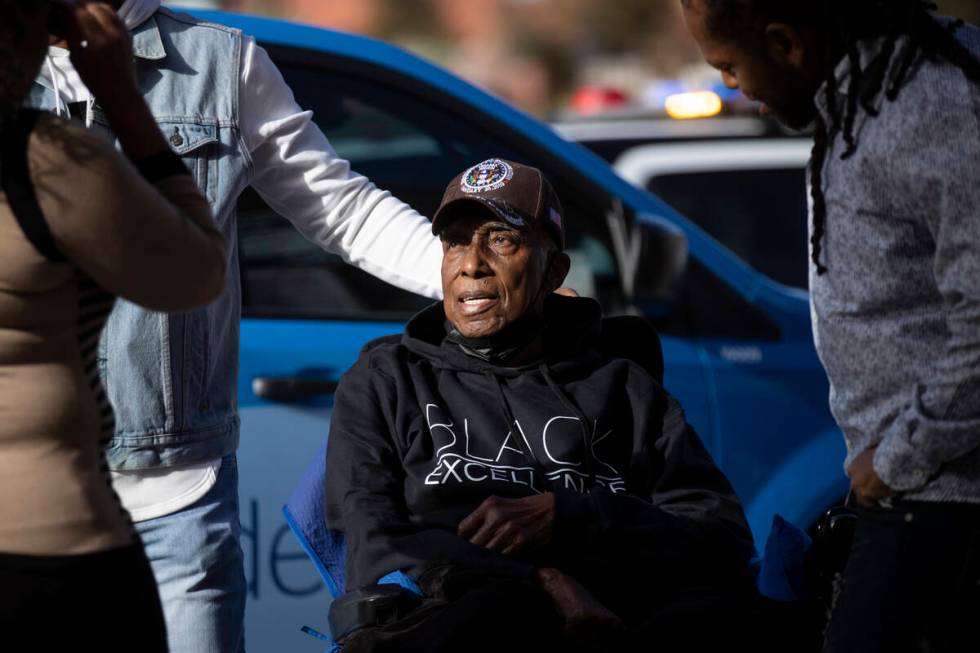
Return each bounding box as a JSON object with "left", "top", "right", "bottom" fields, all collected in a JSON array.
[{"left": 28, "top": 9, "right": 249, "bottom": 469}]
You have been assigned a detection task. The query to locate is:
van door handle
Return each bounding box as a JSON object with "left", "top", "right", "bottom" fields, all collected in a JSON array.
[{"left": 252, "top": 377, "right": 339, "bottom": 403}]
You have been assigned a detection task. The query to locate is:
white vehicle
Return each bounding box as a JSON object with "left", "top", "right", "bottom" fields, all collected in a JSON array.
[{"left": 556, "top": 109, "right": 813, "bottom": 291}]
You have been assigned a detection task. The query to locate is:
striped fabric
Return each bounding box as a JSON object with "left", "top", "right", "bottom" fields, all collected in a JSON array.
[{"left": 76, "top": 275, "right": 134, "bottom": 531}]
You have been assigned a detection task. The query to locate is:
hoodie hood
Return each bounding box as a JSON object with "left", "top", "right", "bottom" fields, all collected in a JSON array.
[{"left": 402, "top": 294, "right": 604, "bottom": 377}]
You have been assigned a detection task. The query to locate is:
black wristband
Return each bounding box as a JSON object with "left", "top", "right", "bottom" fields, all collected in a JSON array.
[{"left": 133, "top": 150, "right": 191, "bottom": 184}]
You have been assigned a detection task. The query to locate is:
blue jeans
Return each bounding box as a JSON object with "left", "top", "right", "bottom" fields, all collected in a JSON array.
[{"left": 136, "top": 454, "right": 247, "bottom": 653}]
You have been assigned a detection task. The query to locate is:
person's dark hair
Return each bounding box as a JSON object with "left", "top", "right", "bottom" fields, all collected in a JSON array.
[
  {"left": 690, "top": 0, "right": 980, "bottom": 274},
  {"left": 1, "top": 0, "right": 99, "bottom": 211},
  {"left": 0, "top": 0, "right": 38, "bottom": 124}
]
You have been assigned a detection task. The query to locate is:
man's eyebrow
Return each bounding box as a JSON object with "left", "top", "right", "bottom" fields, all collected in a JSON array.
[{"left": 480, "top": 221, "right": 522, "bottom": 233}]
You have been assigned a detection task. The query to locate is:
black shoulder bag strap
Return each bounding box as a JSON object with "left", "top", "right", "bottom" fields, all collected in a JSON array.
[{"left": 0, "top": 109, "right": 67, "bottom": 262}]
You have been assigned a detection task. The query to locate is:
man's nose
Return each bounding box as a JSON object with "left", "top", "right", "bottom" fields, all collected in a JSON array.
[
  {"left": 722, "top": 70, "right": 739, "bottom": 89},
  {"left": 460, "top": 241, "right": 491, "bottom": 278}
]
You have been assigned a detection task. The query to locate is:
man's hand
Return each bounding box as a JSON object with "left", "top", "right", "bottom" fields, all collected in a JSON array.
[
  {"left": 536, "top": 568, "right": 623, "bottom": 637},
  {"left": 847, "top": 446, "right": 893, "bottom": 506},
  {"left": 458, "top": 493, "right": 555, "bottom": 555}
]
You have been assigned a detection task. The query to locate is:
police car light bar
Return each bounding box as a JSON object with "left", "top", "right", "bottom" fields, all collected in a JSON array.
[{"left": 664, "top": 91, "right": 724, "bottom": 120}]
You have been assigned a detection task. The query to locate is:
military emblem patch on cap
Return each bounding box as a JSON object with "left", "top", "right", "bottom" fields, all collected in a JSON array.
[{"left": 460, "top": 159, "right": 514, "bottom": 194}]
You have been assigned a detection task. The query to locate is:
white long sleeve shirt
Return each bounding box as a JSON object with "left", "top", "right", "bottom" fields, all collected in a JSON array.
[{"left": 42, "top": 16, "right": 443, "bottom": 520}]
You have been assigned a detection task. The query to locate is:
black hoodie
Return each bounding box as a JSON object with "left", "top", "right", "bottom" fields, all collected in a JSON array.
[{"left": 325, "top": 296, "right": 754, "bottom": 601}]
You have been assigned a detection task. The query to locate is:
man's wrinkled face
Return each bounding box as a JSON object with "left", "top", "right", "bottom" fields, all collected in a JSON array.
[
  {"left": 440, "top": 209, "right": 562, "bottom": 339},
  {"left": 682, "top": 0, "right": 819, "bottom": 130}
]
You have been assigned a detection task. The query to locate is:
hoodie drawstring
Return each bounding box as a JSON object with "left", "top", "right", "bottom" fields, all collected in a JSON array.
[
  {"left": 485, "top": 366, "right": 598, "bottom": 491},
  {"left": 44, "top": 55, "right": 96, "bottom": 127},
  {"left": 539, "top": 364, "right": 597, "bottom": 488},
  {"left": 486, "top": 371, "right": 542, "bottom": 470},
  {"left": 45, "top": 57, "right": 66, "bottom": 119}
]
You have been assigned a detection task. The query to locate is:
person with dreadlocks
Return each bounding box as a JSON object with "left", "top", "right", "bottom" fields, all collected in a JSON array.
[{"left": 681, "top": 1, "right": 980, "bottom": 651}]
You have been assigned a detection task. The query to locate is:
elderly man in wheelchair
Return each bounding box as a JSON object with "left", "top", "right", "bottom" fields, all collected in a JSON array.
[{"left": 321, "top": 159, "right": 758, "bottom": 652}]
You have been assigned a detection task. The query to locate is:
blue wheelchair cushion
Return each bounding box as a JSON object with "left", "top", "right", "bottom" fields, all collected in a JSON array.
[
  {"left": 283, "top": 441, "right": 423, "bottom": 599},
  {"left": 283, "top": 441, "right": 346, "bottom": 596},
  {"left": 755, "top": 513, "right": 812, "bottom": 602}
]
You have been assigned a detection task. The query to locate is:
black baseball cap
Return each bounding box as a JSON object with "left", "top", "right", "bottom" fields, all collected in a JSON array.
[{"left": 431, "top": 158, "right": 565, "bottom": 250}]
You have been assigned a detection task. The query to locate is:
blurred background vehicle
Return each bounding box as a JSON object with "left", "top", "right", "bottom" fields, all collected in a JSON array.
[{"left": 555, "top": 93, "right": 812, "bottom": 291}]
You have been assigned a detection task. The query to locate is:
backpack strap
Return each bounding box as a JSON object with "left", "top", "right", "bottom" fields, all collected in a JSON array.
[{"left": 0, "top": 110, "right": 66, "bottom": 262}]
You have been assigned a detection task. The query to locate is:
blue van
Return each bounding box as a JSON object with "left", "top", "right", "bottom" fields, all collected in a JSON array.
[{"left": 178, "top": 8, "right": 848, "bottom": 649}]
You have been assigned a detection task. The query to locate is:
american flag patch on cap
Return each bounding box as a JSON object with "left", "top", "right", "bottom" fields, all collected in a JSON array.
[{"left": 549, "top": 208, "right": 562, "bottom": 231}]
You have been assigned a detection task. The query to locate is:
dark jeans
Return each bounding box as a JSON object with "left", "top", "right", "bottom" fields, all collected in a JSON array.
[
  {"left": 0, "top": 542, "right": 168, "bottom": 652},
  {"left": 823, "top": 501, "right": 980, "bottom": 653}
]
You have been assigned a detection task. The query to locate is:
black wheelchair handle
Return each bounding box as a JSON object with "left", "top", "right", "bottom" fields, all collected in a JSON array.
[{"left": 252, "top": 376, "right": 339, "bottom": 403}]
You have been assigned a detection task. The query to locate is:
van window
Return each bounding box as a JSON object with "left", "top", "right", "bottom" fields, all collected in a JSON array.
[{"left": 647, "top": 168, "right": 808, "bottom": 290}]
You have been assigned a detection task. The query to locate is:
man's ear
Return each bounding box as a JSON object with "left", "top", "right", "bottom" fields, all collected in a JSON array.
[
  {"left": 545, "top": 252, "right": 571, "bottom": 293},
  {"left": 764, "top": 22, "right": 807, "bottom": 71}
]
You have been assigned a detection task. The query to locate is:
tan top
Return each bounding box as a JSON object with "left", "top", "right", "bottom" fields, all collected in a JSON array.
[{"left": 0, "top": 112, "right": 226, "bottom": 555}]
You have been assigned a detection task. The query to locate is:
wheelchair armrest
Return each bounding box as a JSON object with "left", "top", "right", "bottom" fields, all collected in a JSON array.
[{"left": 328, "top": 585, "right": 423, "bottom": 643}]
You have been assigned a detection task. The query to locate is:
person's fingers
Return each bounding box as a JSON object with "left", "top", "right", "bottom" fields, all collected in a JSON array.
[
  {"left": 457, "top": 502, "right": 488, "bottom": 539},
  {"left": 536, "top": 567, "right": 563, "bottom": 589},
  {"left": 467, "top": 520, "right": 499, "bottom": 548},
  {"left": 67, "top": 2, "right": 126, "bottom": 51},
  {"left": 500, "top": 533, "right": 527, "bottom": 556},
  {"left": 854, "top": 487, "right": 873, "bottom": 506},
  {"left": 485, "top": 524, "right": 522, "bottom": 553},
  {"left": 849, "top": 478, "right": 863, "bottom": 501},
  {"left": 68, "top": 2, "right": 139, "bottom": 99},
  {"left": 64, "top": 2, "right": 98, "bottom": 48},
  {"left": 85, "top": 2, "right": 127, "bottom": 37},
  {"left": 484, "top": 531, "right": 509, "bottom": 553}
]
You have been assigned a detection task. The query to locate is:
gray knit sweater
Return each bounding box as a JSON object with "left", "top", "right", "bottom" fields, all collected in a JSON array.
[{"left": 809, "top": 21, "right": 980, "bottom": 503}]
